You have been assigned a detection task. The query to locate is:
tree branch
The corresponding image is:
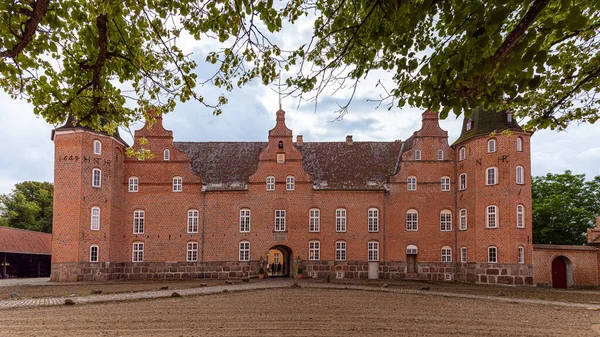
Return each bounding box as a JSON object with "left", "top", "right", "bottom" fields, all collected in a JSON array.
[{"left": 0, "top": 0, "right": 50, "bottom": 58}]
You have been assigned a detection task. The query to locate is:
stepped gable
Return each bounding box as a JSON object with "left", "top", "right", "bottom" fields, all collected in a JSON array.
[
  {"left": 453, "top": 107, "right": 524, "bottom": 145},
  {"left": 174, "top": 140, "right": 403, "bottom": 190}
]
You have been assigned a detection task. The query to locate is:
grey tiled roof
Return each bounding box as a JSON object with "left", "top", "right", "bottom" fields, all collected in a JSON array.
[{"left": 453, "top": 107, "right": 524, "bottom": 146}]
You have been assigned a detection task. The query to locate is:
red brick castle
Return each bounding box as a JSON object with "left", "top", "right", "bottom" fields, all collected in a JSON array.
[{"left": 50, "top": 108, "right": 533, "bottom": 284}]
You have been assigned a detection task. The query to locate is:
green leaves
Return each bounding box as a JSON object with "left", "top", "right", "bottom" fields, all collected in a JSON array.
[{"left": 0, "top": 181, "right": 54, "bottom": 233}]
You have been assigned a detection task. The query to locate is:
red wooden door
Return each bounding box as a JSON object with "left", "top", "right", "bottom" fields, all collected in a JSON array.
[{"left": 552, "top": 257, "right": 567, "bottom": 288}]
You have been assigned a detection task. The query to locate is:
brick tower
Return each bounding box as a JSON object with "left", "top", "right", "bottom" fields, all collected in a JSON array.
[
  {"left": 453, "top": 108, "right": 533, "bottom": 285},
  {"left": 50, "top": 116, "right": 127, "bottom": 281}
]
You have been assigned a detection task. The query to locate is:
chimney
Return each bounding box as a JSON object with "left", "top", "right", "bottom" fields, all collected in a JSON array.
[
  {"left": 296, "top": 135, "right": 303, "bottom": 146},
  {"left": 346, "top": 135, "right": 353, "bottom": 145}
]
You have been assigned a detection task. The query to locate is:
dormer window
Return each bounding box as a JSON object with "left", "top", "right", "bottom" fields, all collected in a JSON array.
[
  {"left": 164, "top": 149, "right": 170, "bottom": 161},
  {"left": 93, "top": 140, "right": 102, "bottom": 155},
  {"left": 415, "top": 149, "right": 421, "bottom": 160},
  {"left": 506, "top": 113, "right": 513, "bottom": 123},
  {"left": 278, "top": 141, "right": 283, "bottom": 149},
  {"left": 466, "top": 119, "right": 472, "bottom": 131}
]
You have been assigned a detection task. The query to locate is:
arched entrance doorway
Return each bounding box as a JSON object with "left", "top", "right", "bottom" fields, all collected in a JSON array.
[
  {"left": 552, "top": 256, "right": 573, "bottom": 288},
  {"left": 266, "top": 245, "right": 293, "bottom": 277}
]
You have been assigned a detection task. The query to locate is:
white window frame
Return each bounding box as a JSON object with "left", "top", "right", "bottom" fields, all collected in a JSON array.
[
  {"left": 466, "top": 119, "right": 472, "bottom": 131},
  {"left": 187, "top": 241, "right": 198, "bottom": 262},
  {"left": 309, "top": 240, "right": 320, "bottom": 260},
  {"left": 459, "top": 173, "right": 467, "bottom": 190},
  {"left": 488, "top": 139, "right": 497, "bottom": 153},
  {"left": 407, "top": 176, "right": 417, "bottom": 191},
  {"left": 415, "top": 149, "right": 421, "bottom": 160},
  {"left": 368, "top": 208, "right": 379, "bottom": 232},
  {"left": 486, "top": 205, "right": 498, "bottom": 228},
  {"left": 406, "top": 209, "right": 418, "bottom": 231},
  {"left": 309, "top": 208, "right": 320, "bottom": 232},
  {"left": 507, "top": 113, "right": 513, "bottom": 123},
  {"left": 486, "top": 167, "right": 498, "bottom": 185},
  {"left": 441, "top": 246, "right": 452, "bottom": 263},
  {"left": 240, "top": 209, "right": 250, "bottom": 232},
  {"left": 187, "top": 209, "right": 199, "bottom": 233},
  {"left": 517, "top": 204, "right": 525, "bottom": 228},
  {"left": 336, "top": 241, "right": 346, "bottom": 261},
  {"left": 437, "top": 149, "right": 444, "bottom": 160},
  {"left": 133, "top": 210, "right": 145, "bottom": 234},
  {"left": 459, "top": 147, "right": 466, "bottom": 161},
  {"left": 441, "top": 176, "right": 450, "bottom": 191},
  {"left": 516, "top": 137, "right": 523, "bottom": 152},
  {"left": 440, "top": 210, "right": 452, "bottom": 231},
  {"left": 406, "top": 245, "right": 418, "bottom": 255},
  {"left": 128, "top": 177, "right": 139, "bottom": 192},
  {"left": 518, "top": 246, "right": 525, "bottom": 264},
  {"left": 132, "top": 242, "right": 144, "bottom": 262},
  {"left": 336, "top": 208, "right": 347, "bottom": 232},
  {"left": 459, "top": 208, "right": 467, "bottom": 230},
  {"left": 172, "top": 176, "right": 182, "bottom": 192},
  {"left": 286, "top": 176, "right": 295, "bottom": 191},
  {"left": 239, "top": 241, "right": 250, "bottom": 261},
  {"left": 488, "top": 246, "right": 498, "bottom": 263},
  {"left": 266, "top": 176, "right": 275, "bottom": 191},
  {"left": 460, "top": 247, "right": 467, "bottom": 263},
  {"left": 92, "top": 168, "right": 101, "bottom": 188},
  {"left": 368, "top": 241, "right": 379, "bottom": 261},
  {"left": 91, "top": 207, "right": 100, "bottom": 231},
  {"left": 164, "top": 149, "right": 170, "bottom": 161},
  {"left": 90, "top": 245, "right": 99, "bottom": 262},
  {"left": 93, "top": 140, "right": 102, "bottom": 155},
  {"left": 275, "top": 210, "right": 286, "bottom": 232},
  {"left": 516, "top": 166, "right": 525, "bottom": 185}
]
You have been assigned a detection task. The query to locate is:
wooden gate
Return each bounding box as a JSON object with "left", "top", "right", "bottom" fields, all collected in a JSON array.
[{"left": 552, "top": 257, "right": 567, "bottom": 288}]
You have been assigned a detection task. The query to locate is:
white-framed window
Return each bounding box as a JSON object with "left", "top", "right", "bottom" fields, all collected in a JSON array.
[
  {"left": 336, "top": 241, "right": 346, "bottom": 261},
  {"left": 441, "top": 246, "right": 452, "bottom": 262},
  {"left": 239, "top": 241, "right": 250, "bottom": 261},
  {"left": 486, "top": 167, "right": 498, "bottom": 185},
  {"left": 459, "top": 209, "right": 467, "bottom": 230},
  {"left": 487, "top": 205, "right": 498, "bottom": 228},
  {"left": 466, "top": 119, "right": 472, "bottom": 131},
  {"left": 407, "top": 176, "right": 417, "bottom": 191},
  {"left": 90, "top": 245, "right": 99, "bottom": 262},
  {"left": 286, "top": 176, "right": 295, "bottom": 191},
  {"left": 516, "top": 137, "right": 523, "bottom": 152},
  {"left": 507, "top": 112, "right": 513, "bottom": 123},
  {"left": 440, "top": 210, "right": 452, "bottom": 231},
  {"left": 309, "top": 240, "right": 320, "bottom": 260},
  {"left": 93, "top": 140, "right": 102, "bottom": 155},
  {"left": 488, "top": 246, "right": 498, "bottom": 263},
  {"left": 368, "top": 208, "right": 379, "bottom": 232},
  {"left": 460, "top": 247, "right": 467, "bottom": 263},
  {"left": 187, "top": 241, "right": 198, "bottom": 262},
  {"left": 91, "top": 207, "right": 100, "bottom": 231},
  {"left": 459, "top": 173, "right": 467, "bottom": 190},
  {"left": 441, "top": 176, "right": 450, "bottom": 191},
  {"left": 275, "top": 210, "right": 286, "bottom": 231},
  {"left": 368, "top": 241, "right": 379, "bottom": 261},
  {"left": 415, "top": 149, "right": 421, "bottom": 160},
  {"left": 133, "top": 210, "right": 145, "bottom": 234},
  {"left": 240, "top": 209, "right": 250, "bottom": 232},
  {"left": 406, "top": 245, "right": 418, "bottom": 255},
  {"left": 437, "top": 150, "right": 444, "bottom": 160},
  {"left": 92, "top": 168, "right": 101, "bottom": 188},
  {"left": 517, "top": 204, "right": 525, "bottom": 228},
  {"left": 336, "top": 208, "right": 346, "bottom": 232},
  {"left": 406, "top": 209, "right": 418, "bottom": 231},
  {"left": 518, "top": 246, "right": 525, "bottom": 264},
  {"left": 516, "top": 166, "right": 525, "bottom": 184},
  {"left": 132, "top": 242, "right": 144, "bottom": 262},
  {"left": 459, "top": 147, "right": 466, "bottom": 161},
  {"left": 128, "top": 177, "right": 139, "bottom": 192},
  {"left": 187, "top": 209, "right": 199, "bottom": 233},
  {"left": 266, "top": 176, "right": 275, "bottom": 191},
  {"left": 172, "top": 176, "right": 182, "bottom": 192},
  {"left": 488, "top": 139, "right": 496, "bottom": 153},
  {"left": 164, "top": 149, "right": 170, "bottom": 161},
  {"left": 309, "top": 208, "right": 320, "bottom": 232}
]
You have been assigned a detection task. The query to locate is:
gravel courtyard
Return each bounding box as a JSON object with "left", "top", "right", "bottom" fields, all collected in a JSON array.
[{"left": 2, "top": 287, "right": 600, "bottom": 337}]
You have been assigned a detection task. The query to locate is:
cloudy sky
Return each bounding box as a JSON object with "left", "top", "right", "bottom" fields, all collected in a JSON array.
[{"left": 1, "top": 13, "right": 599, "bottom": 195}]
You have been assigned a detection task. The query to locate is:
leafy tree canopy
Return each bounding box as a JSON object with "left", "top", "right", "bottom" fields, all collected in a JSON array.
[
  {"left": 0, "top": 0, "right": 598, "bottom": 133},
  {"left": 532, "top": 171, "right": 600, "bottom": 245},
  {"left": 0, "top": 181, "right": 54, "bottom": 233}
]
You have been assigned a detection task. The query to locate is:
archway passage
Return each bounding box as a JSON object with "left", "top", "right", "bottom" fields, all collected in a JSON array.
[
  {"left": 552, "top": 256, "right": 572, "bottom": 288},
  {"left": 266, "top": 245, "right": 292, "bottom": 277}
]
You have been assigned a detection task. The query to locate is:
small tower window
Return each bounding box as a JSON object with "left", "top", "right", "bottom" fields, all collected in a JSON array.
[
  {"left": 90, "top": 245, "right": 99, "bottom": 262},
  {"left": 93, "top": 140, "right": 102, "bottom": 155},
  {"left": 488, "top": 246, "right": 498, "bottom": 263},
  {"left": 516, "top": 137, "right": 523, "bottom": 152},
  {"left": 92, "top": 168, "right": 101, "bottom": 188},
  {"left": 437, "top": 150, "right": 444, "bottom": 160},
  {"left": 466, "top": 119, "right": 473, "bottom": 131},
  {"left": 459, "top": 147, "right": 466, "bottom": 161},
  {"left": 164, "top": 149, "right": 170, "bottom": 161},
  {"left": 278, "top": 141, "right": 283, "bottom": 149},
  {"left": 415, "top": 149, "right": 421, "bottom": 160},
  {"left": 487, "top": 139, "right": 496, "bottom": 153},
  {"left": 516, "top": 166, "right": 525, "bottom": 185}
]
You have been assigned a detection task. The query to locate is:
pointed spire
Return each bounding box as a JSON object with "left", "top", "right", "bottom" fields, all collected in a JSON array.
[{"left": 278, "top": 74, "right": 282, "bottom": 111}]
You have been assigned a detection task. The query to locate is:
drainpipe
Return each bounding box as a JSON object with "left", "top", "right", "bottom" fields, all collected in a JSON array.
[
  {"left": 453, "top": 148, "right": 459, "bottom": 279},
  {"left": 201, "top": 186, "right": 206, "bottom": 278}
]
